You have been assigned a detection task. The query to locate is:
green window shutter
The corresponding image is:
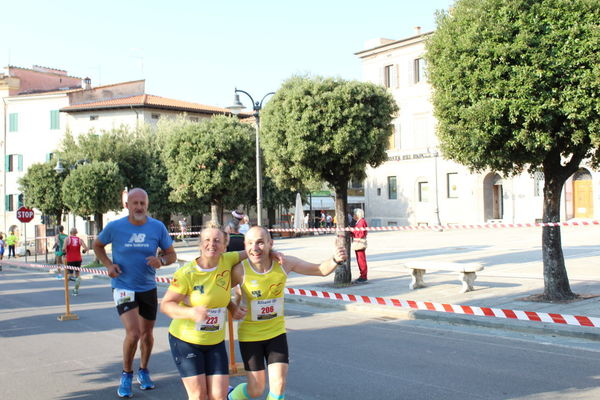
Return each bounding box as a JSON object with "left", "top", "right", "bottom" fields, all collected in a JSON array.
[
  {"left": 17, "top": 194, "right": 24, "bottom": 207},
  {"left": 9, "top": 113, "right": 18, "bottom": 132},
  {"left": 5, "top": 195, "right": 9, "bottom": 211},
  {"left": 50, "top": 110, "right": 60, "bottom": 129},
  {"left": 18, "top": 154, "right": 23, "bottom": 171},
  {"left": 4, "top": 155, "right": 9, "bottom": 171}
]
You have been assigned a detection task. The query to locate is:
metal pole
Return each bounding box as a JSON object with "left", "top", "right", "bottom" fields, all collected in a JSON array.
[
  {"left": 433, "top": 151, "right": 442, "bottom": 227},
  {"left": 255, "top": 114, "right": 263, "bottom": 226}
]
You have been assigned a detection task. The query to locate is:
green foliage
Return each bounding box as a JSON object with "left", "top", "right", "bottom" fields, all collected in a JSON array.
[
  {"left": 161, "top": 115, "right": 256, "bottom": 212},
  {"left": 62, "top": 161, "right": 125, "bottom": 216},
  {"left": 18, "top": 162, "right": 66, "bottom": 218},
  {"left": 261, "top": 76, "right": 398, "bottom": 191},
  {"left": 426, "top": 0, "right": 600, "bottom": 175},
  {"left": 59, "top": 126, "right": 174, "bottom": 217}
]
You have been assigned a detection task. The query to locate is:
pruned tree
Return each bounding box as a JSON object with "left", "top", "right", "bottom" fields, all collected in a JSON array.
[
  {"left": 261, "top": 76, "right": 398, "bottom": 285},
  {"left": 425, "top": 0, "right": 600, "bottom": 300},
  {"left": 18, "top": 162, "right": 67, "bottom": 224},
  {"left": 161, "top": 115, "right": 255, "bottom": 224},
  {"left": 61, "top": 161, "right": 125, "bottom": 234}
]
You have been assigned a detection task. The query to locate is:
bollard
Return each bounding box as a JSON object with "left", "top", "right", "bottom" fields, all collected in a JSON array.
[{"left": 58, "top": 265, "right": 78, "bottom": 321}]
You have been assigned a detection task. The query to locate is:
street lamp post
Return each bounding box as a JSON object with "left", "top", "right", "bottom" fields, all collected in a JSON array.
[{"left": 227, "top": 88, "right": 274, "bottom": 227}]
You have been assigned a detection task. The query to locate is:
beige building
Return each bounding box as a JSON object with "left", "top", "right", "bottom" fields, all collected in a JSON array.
[
  {"left": 0, "top": 65, "right": 246, "bottom": 241},
  {"left": 355, "top": 29, "right": 596, "bottom": 227}
]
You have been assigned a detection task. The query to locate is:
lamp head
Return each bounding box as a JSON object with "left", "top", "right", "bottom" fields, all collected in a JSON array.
[
  {"left": 227, "top": 92, "right": 245, "bottom": 115},
  {"left": 54, "top": 159, "right": 65, "bottom": 174}
]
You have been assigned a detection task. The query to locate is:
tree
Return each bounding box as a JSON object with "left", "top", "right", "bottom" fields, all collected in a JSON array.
[
  {"left": 59, "top": 127, "right": 175, "bottom": 223},
  {"left": 61, "top": 161, "right": 125, "bottom": 234},
  {"left": 425, "top": 0, "right": 600, "bottom": 300},
  {"left": 161, "top": 115, "right": 256, "bottom": 224},
  {"left": 261, "top": 76, "right": 398, "bottom": 285},
  {"left": 18, "top": 162, "right": 67, "bottom": 224}
]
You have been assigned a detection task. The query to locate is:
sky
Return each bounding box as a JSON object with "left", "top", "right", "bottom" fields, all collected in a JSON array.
[{"left": 2, "top": 0, "right": 454, "bottom": 110}]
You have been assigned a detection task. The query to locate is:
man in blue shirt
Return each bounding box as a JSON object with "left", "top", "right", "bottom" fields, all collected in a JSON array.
[{"left": 93, "top": 188, "right": 176, "bottom": 398}]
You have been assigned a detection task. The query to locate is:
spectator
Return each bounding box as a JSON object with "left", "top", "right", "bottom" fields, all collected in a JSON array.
[{"left": 351, "top": 208, "right": 368, "bottom": 284}]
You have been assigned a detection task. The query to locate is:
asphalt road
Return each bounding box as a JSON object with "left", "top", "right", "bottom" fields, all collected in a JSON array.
[{"left": 3, "top": 268, "right": 600, "bottom": 399}]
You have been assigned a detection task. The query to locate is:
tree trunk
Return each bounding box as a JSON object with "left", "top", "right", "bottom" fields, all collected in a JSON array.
[
  {"left": 210, "top": 204, "right": 219, "bottom": 224},
  {"left": 267, "top": 208, "right": 276, "bottom": 229},
  {"left": 94, "top": 212, "right": 104, "bottom": 235},
  {"left": 333, "top": 185, "right": 351, "bottom": 286},
  {"left": 542, "top": 171, "right": 575, "bottom": 300}
]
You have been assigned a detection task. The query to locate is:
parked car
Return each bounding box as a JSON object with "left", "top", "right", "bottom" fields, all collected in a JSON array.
[{"left": 16, "top": 241, "right": 37, "bottom": 257}]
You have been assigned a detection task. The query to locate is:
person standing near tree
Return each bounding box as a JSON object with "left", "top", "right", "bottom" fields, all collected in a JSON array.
[
  {"left": 93, "top": 188, "right": 177, "bottom": 398},
  {"left": 6, "top": 230, "right": 17, "bottom": 259},
  {"left": 351, "top": 208, "right": 369, "bottom": 284},
  {"left": 63, "top": 227, "right": 89, "bottom": 296}
]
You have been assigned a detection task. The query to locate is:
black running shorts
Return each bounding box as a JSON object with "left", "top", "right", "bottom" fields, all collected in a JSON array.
[{"left": 239, "top": 333, "right": 289, "bottom": 371}]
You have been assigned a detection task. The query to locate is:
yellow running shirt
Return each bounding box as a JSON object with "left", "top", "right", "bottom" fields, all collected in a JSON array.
[
  {"left": 167, "top": 252, "right": 240, "bottom": 345},
  {"left": 238, "top": 259, "right": 288, "bottom": 342}
]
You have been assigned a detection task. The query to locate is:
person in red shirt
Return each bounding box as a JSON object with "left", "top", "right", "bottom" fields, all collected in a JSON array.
[
  {"left": 63, "top": 227, "right": 89, "bottom": 296},
  {"left": 351, "top": 209, "right": 369, "bottom": 284}
]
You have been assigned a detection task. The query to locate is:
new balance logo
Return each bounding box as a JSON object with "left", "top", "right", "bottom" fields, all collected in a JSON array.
[{"left": 128, "top": 233, "right": 146, "bottom": 243}]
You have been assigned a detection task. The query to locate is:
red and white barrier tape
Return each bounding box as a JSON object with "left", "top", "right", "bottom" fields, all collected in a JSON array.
[
  {"left": 3, "top": 260, "right": 598, "bottom": 329},
  {"left": 270, "top": 220, "right": 600, "bottom": 233},
  {"left": 286, "top": 287, "right": 600, "bottom": 329}
]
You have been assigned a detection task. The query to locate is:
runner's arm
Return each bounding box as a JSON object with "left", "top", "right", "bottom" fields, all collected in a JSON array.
[
  {"left": 92, "top": 239, "right": 121, "bottom": 278},
  {"left": 286, "top": 245, "right": 347, "bottom": 276},
  {"left": 160, "top": 289, "right": 207, "bottom": 323}
]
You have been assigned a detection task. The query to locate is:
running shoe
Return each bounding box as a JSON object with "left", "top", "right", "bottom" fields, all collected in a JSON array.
[
  {"left": 353, "top": 277, "right": 368, "bottom": 284},
  {"left": 117, "top": 371, "right": 133, "bottom": 398},
  {"left": 137, "top": 368, "right": 155, "bottom": 390},
  {"left": 56, "top": 274, "right": 63, "bottom": 280}
]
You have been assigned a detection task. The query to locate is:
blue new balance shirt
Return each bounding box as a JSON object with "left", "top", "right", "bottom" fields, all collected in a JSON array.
[{"left": 98, "top": 216, "right": 173, "bottom": 291}]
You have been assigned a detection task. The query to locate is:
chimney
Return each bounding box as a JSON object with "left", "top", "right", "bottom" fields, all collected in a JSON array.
[
  {"left": 83, "top": 77, "right": 92, "bottom": 90},
  {"left": 414, "top": 26, "right": 422, "bottom": 35}
]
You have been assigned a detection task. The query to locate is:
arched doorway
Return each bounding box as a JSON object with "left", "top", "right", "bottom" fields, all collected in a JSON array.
[
  {"left": 573, "top": 168, "right": 593, "bottom": 218},
  {"left": 483, "top": 173, "right": 503, "bottom": 221}
]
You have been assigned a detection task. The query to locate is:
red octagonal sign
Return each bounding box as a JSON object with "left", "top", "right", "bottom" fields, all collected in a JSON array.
[{"left": 16, "top": 206, "right": 34, "bottom": 223}]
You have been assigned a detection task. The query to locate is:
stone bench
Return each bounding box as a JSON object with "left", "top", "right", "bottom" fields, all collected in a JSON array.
[{"left": 404, "top": 261, "right": 484, "bottom": 293}]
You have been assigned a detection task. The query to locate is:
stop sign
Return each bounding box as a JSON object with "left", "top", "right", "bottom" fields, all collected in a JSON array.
[{"left": 16, "top": 206, "right": 34, "bottom": 223}]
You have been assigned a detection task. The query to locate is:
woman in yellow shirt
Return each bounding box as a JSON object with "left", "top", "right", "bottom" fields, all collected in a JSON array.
[
  {"left": 161, "top": 224, "right": 246, "bottom": 400},
  {"left": 161, "top": 223, "right": 283, "bottom": 400}
]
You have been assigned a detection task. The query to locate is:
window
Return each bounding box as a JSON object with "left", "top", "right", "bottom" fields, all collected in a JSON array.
[
  {"left": 348, "top": 179, "right": 364, "bottom": 196},
  {"left": 9, "top": 113, "right": 18, "bottom": 132},
  {"left": 90, "top": 115, "right": 99, "bottom": 121},
  {"left": 418, "top": 181, "right": 429, "bottom": 202},
  {"left": 45, "top": 153, "right": 55, "bottom": 162},
  {"left": 190, "top": 117, "right": 199, "bottom": 122},
  {"left": 447, "top": 173, "right": 458, "bottom": 198},
  {"left": 151, "top": 113, "right": 160, "bottom": 120},
  {"left": 377, "top": 188, "right": 382, "bottom": 196},
  {"left": 5, "top": 154, "right": 23, "bottom": 172},
  {"left": 387, "top": 125, "right": 396, "bottom": 150},
  {"left": 388, "top": 176, "right": 397, "bottom": 200},
  {"left": 414, "top": 58, "right": 427, "bottom": 83},
  {"left": 534, "top": 171, "right": 544, "bottom": 197},
  {"left": 5, "top": 194, "right": 22, "bottom": 211},
  {"left": 384, "top": 64, "right": 397, "bottom": 88},
  {"left": 50, "top": 110, "right": 60, "bottom": 129}
]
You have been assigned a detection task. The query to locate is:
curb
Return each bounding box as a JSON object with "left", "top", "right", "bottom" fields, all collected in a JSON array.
[
  {"left": 7, "top": 263, "right": 600, "bottom": 342},
  {"left": 284, "top": 293, "right": 600, "bottom": 342}
]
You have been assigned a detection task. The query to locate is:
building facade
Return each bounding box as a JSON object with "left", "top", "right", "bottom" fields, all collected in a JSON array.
[
  {"left": 355, "top": 30, "right": 596, "bottom": 227},
  {"left": 0, "top": 65, "right": 247, "bottom": 241}
]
